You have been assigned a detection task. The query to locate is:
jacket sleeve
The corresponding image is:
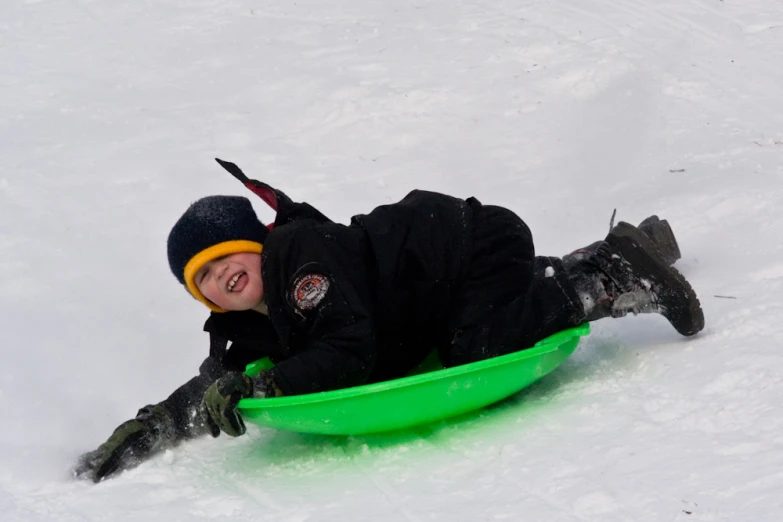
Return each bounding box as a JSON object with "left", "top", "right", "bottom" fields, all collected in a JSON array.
[
  {"left": 160, "top": 310, "right": 285, "bottom": 438},
  {"left": 263, "top": 221, "right": 377, "bottom": 396},
  {"left": 160, "top": 352, "right": 227, "bottom": 439}
]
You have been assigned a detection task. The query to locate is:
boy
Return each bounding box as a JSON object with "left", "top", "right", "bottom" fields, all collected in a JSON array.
[{"left": 75, "top": 159, "right": 703, "bottom": 482}]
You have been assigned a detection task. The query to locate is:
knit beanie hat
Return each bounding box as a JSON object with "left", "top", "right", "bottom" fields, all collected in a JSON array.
[{"left": 167, "top": 195, "right": 268, "bottom": 312}]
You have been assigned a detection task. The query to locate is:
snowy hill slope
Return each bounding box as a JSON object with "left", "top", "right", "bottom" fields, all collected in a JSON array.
[{"left": 1, "top": 0, "right": 782, "bottom": 520}]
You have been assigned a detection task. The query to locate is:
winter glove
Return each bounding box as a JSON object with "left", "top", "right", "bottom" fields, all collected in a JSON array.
[
  {"left": 74, "top": 403, "right": 176, "bottom": 483},
  {"left": 202, "top": 371, "right": 278, "bottom": 437}
]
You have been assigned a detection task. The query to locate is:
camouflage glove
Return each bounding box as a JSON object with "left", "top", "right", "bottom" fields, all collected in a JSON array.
[
  {"left": 74, "top": 403, "right": 176, "bottom": 483},
  {"left": 202, "top": 371, "right": 277, "bottom": 437}
]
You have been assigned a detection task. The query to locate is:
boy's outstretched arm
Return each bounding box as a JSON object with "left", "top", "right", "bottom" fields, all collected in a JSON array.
[{"left": 73, "top": 354, "right": 226, "bottom": 483}]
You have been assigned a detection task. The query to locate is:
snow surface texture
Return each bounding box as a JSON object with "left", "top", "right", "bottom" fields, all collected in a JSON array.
[{"left": 2, "top": 0, "right": 782, "bottom": 520}]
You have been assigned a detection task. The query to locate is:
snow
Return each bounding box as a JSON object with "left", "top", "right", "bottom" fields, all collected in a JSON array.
[{"left": 2, "top": 0, "right": 783, "bottom": 519}]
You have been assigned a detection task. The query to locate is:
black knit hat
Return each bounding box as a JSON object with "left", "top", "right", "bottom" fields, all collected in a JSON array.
[{"left": 167, "top": 195, "right": 268, "bottom": 312}]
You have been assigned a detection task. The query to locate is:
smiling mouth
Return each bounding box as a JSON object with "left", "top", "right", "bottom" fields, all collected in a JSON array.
[{"left": 227, "top": 272, "right": 246, "bottom": 292}]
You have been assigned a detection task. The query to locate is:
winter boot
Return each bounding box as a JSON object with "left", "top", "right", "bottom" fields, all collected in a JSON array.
[
  {"left": 569, "top": 222, "right": 704, "bottom": 336},
  {"left": 562, "top": 215, "right": 681, "bottom": 271}
]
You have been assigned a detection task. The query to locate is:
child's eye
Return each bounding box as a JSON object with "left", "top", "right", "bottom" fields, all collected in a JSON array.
[{"left": 200, "top": 268, "right": 209, "bottom": 283}]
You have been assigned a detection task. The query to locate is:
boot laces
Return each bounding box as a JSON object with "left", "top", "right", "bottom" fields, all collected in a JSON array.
[{"left": 589, "top": 243, "right": 662, "bottom": 317}]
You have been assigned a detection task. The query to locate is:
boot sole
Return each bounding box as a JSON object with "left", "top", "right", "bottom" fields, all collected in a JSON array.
[
  {"left": 637, "top": 216, "right": 682, "bottom": 266},
  {"left": 642, "top": 219, "right": 682, "bottom": 266},
  {"left": 608, "top": 222, "right": 704, "bottom": 336},
  {"left": 637, "top": 215, "right": 660, "bottom": 229}
]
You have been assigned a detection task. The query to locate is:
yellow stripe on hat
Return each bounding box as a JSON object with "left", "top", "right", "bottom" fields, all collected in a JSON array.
[{"left": 183, "top": 240, "right": 264, "bottom": 313}]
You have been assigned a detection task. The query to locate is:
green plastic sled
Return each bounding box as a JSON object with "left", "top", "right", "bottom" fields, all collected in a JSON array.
[{"left": 238, "top": 323, "right": 589, "bottom": 435}]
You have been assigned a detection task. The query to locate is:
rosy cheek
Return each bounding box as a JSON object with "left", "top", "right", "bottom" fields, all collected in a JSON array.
[{"left": 199, "top": 280, "right": 215, "bottom": 300}]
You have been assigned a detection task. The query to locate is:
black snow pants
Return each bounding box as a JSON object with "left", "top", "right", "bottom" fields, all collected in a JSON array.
[{"left": 442, "top": 204, "right": 586, "bottom": 367}]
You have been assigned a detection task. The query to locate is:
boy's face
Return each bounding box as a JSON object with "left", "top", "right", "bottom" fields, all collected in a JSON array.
[{"left": 195, "top": 252, "right": 264, "bottom": 311}]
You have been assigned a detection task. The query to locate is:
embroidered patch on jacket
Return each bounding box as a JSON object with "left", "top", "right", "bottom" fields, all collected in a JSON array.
[{"left": 291, "top": 273, "right": 331, "bottom": 310}]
